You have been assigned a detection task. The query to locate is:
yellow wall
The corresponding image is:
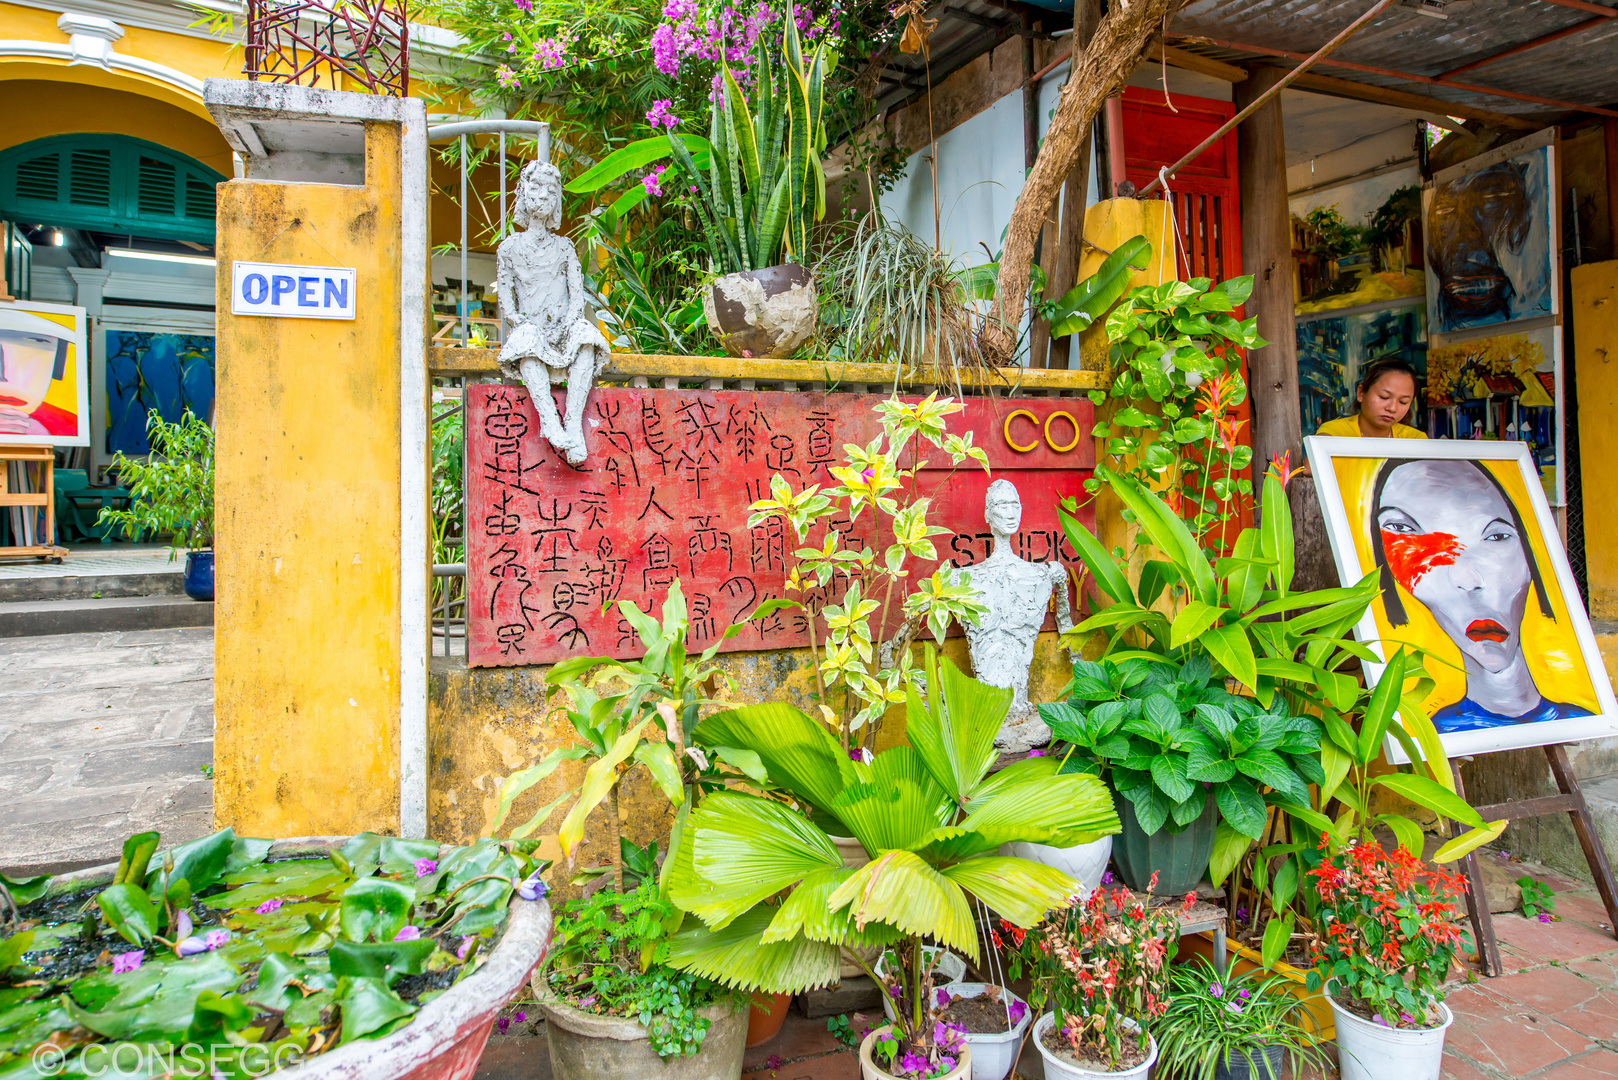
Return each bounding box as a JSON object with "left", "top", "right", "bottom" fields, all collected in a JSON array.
[
  {"left": 0, "top": 81, "right": 234, "bottom": 176},
  {"left": 1574, "top": 261, "right": 1618, "bottom": 619},
  {"left": 213, "top": 120, "right": 404, "bottom": 836}
]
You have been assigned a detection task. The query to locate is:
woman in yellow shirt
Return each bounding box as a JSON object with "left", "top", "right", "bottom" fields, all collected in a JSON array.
[{"left": 1315, "top": 357, "right": 1428, "bottom": 440}]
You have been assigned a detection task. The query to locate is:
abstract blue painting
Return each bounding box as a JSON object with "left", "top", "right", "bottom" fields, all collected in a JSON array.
[{"left": 105, "top": 331, "right": 215, "bottom": 455}]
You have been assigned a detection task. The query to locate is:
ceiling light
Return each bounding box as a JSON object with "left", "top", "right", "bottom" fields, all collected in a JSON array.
[
  {"left": 105, "top": 249, "right": 217, "bottom": 267},
  {"left": 52, "top": 229, "right": 65, "bottom": 247}
]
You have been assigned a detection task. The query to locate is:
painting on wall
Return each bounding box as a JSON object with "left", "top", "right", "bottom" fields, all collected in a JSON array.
[
  {"left": 1296, "top": 302, "right": 1428, "bottom": 437},
  {"left": 105, "top": 331, "right": 216, "bottom": 456},
  {"left": 1425, "top": 325, "right": 1560, "bottom": 504},
  {"left": 0, "top": 299, "right": 89, "bottom": 447},
  {"left": 1424, "top": 130, "right": 1556, "bottom": 337},
  {"left": 1307, "top": 437, "right": 1618, "bottom": 761},
  {"left": 1292, "top": 184, "right": 1426, "bottom": 316}
]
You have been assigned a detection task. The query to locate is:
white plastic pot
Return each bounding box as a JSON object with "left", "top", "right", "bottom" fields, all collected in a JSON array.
[
  {"left": 938, "top": 982, "right": 1031, "bottom": 1080},
  {"left": 1329, "top": 997, "right": 1453, "bottom": 1080},
  {"left": 859, "top": 1025, "right": 972, "bottom": 1080},
  {"left": 874, "top": 948, "right": 969, "bottom": 1021},
  {"left": 1032, "top": 1012, "right": 1157, "bottom": 1080},
  {"left": 1001, "top": 836, "right": 1114, "bottom": 898}
]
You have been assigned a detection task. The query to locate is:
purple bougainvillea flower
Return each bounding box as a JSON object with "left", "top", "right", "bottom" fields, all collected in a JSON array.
[
  {"left": 936, "top": 987, "right": 951, "bottom": 1007},
  {"left": 848, "top": 746, "right": 872, "bottom": 765},
  {"left": 496, "top": 1016, "right": 510, "bottom": 1034},
  {"left": 1237, "top": 989, "right": 1250, "bottom": 1000},
  {"left": 456, "top": 936, "right": 475, "bottom": 960},
  {"left": 204, "top": 929, "right": 229, "bottom": 950},
  {"left": 938, "top": 1054, "right": 956, "bottom": 1074},
  {"left": 394, "top": 925, "right": 421, "bottom": 942},
  {"left": 255, "top": 899, "right": 283, "bottom": 915},
  {"left": 1101, "top": 872, "right": 1114, "bottom": 885},
  {"left": 414, "top": 858, "right": 437, "bottom": 877},
  {"left": 1209, "top": 982, "right": 1223, "bottom": 999},
  {"left": 897, "top": 1052, "right": 929, "bottom": 1076},
  {"left": 517, "top": 868, "right": 549, "bottom": 902},
  {"left": 112, "top": 950, "right": 145, "bottom": 974},
  {"left": 1026, "top": 748, "right": 1044, "bottom": 758},
  {"left": 1401, "top": 1012, "right": 1414, "bottom": 1024},
  {"left": 764, "top": 1054, "right": 785, "bottom": 1074},
  {"left": 1008, "top": 999, "right": 1027, "bottom": 1026},
  {"left": 515, "top": 1010, "right": 526, "bottom": 1023},
  {"left": 579, "top": 996, "right": 597, "bottom": 1008}
]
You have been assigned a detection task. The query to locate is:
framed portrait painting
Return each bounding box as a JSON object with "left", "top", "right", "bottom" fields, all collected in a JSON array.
[
  {"left": 0, "top": 299, "right": 90, "bottom": 447},
  {"left": 1306, "top": 436, "right": 1618, "bottom": 761}
]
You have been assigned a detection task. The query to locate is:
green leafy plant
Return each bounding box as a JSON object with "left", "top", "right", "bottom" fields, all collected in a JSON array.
[
  {"left": 1003, "top": 880, "right": 1189, "bottom": 1072},
  {"left": 541, "top": 879, "right": 731, "bottom": 1059},
  {"left": 1085, "top": 275, "right": 1261, "bottom": 548},
  {"left": 576, "top": 209, "right": 708, "bottom": 354},
  {"left": 1304, "top": 839, "right": 1469, "bottom": 1028},
  {"left": 0, "top": 829, "right": 532, "bottom": 1076},
  {"left": 662, "top": 649, "right": 1120, "bottom": 1077},
  {"left": 1518, "top": 875, "right": 1557, "bottom": 922},
  {"left": 1046, "top": 235, "right": 1152, "bottom": 341},
  {"left": 564, "top": 4, "right": 827, "bottom": 275},
  {"left": 1039, "top": 655, "right": 1324, "bottom": 841},
  {"left": 1150, "top": 957, "right": 1325, "bottom": 1080},
  {"left": 97, "top": 409, "right": 213, "bottom": 554},
  {"left": 827, "top": 1012, "right": 858, "bottom": 1047},
  {"left": 745, "top": 394, "right": 991, "bottom": 750},
  {"left": 1059, "top": 466, "right": 1502, "bottom": 967}
]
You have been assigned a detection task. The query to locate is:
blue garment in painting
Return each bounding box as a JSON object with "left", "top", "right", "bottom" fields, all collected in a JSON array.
[{"left": 1432, "top": 696, "right": 1589, "bottom": 733}]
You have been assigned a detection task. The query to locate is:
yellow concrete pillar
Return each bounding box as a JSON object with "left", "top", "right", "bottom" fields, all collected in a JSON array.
[
  {"left": 1574, "top": 260, "right": 1618, "bottom": 618},
  {"left": 207, "top": 82, "right": 429, "bottom": 837}
]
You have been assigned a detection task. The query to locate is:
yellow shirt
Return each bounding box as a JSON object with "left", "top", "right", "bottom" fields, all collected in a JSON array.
[{"left": 1315, "top": 415, "right": 1427, "bottom": 440}]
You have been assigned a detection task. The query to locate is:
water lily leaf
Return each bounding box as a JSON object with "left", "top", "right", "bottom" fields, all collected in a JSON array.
[
  {"left": 337, "top": 833, "right": 385, "bottom": 878},
  {"left": 328, "top": 939, "right": 435, "bottom": 986},
  {"left": 0, "top": 873, "right": 51, "bottom": 906},
  {"left": 220, "top": 859, "right": 346, "bottom": 910},
  {"left": 64, "top": 952, "right": 239, "bottom": 1042},
  {"left": 339, "top": 878, "right": 415, "bottom": 943},
  {"left": 0, "top": 997, "right": 72, "bottom": 1057},
  {"left": 223, "top": 837, "right": 274, "bottom": 874},
  {"left": 186, "top": 988, "right": 254, "bottom": 1045},
  {"left": 97, "top": 883, "right": 158, "bottom": 945},
  {"left": 335, "top": 975, "right": 416, "bottom": 1042},
  {"left": 379, "top": 838, "right": 441, "bottom": 877},
  {"left": 147, "top": 827, "right": 236, "bottom": 897},
  {"left": 245, "top": 953, "right": 335, "bottom": 1010},
  {"left": 113, "top": 831, "right": 160, "bottom": 886},
  {"left": 0, "top": 931, "right": 35, "bottom": 973}
]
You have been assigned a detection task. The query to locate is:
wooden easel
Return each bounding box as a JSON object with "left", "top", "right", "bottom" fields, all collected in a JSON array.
[
  {"left": 0, "top": 443, "right": 67, "bottom": 561},
  {"left": 1452, "top": 745, "right": 1618, "bottom": 976}
]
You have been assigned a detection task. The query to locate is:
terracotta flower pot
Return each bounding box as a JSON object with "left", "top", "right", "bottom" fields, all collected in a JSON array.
[
  {"left": 745, "top": 992, "right": 791, "bottom": 1048},
  {"left": 704, "top": 265, "right": 817, "bottom": 358}
]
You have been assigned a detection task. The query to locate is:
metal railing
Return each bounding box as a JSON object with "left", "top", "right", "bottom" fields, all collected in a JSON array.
[
  {"left": 423, "top": 120, "right": 549, "bottom": 659},
  {"left": 245, "top": 0, "right": 409, "bottom": 96}
]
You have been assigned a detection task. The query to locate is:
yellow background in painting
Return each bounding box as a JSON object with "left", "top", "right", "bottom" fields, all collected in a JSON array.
[
  {"left": 1331, "top": 455, "right": 1599, "bottom": 716},
  {"left": 26, "top": 306, "right": 83, "bottom": 435}
]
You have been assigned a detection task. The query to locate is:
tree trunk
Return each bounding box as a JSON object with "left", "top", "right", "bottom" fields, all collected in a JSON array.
[
  {"left": 1044, "top": 0, "right": 1101, "bottom": 370},
  {"left": 984, "top": 0, "right": 1187, "bottom": 365}
]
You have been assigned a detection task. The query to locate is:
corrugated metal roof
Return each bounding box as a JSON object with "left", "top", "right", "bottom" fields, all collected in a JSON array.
[{"left": 1170, "top": 0, "right": 1618, "bottom": 123}]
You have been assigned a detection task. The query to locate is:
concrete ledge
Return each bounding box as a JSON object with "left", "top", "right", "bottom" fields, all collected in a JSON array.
[
  {"left": 0, "top": 572, "right": 183, "bottom": 603},
  {"left": 0, "top": 595, "right": 213, "bottom": 637},
  {"left": 428, "top": 347, "right": 1109, "bottom": 393}
]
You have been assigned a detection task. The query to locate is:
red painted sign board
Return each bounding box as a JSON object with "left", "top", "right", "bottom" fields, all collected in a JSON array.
[{"left": 465, "top": 385, "right": 1095, "bottom": 667}]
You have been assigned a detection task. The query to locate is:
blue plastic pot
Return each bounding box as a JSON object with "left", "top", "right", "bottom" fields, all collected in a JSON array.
[{"left": 184, "top": 550, "right": 214, "bottom": 601}]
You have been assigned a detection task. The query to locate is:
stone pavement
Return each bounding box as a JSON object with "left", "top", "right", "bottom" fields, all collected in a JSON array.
[
  {"left": 474, "top": 861, "right": 1618, "bottom": 1080},
  {"left": 0, "top": 627, "right": 214, "bottom": 877}
]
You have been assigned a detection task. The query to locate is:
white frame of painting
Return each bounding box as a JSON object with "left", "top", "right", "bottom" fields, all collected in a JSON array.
[
  {"left": 0, "top": 298, "right": 90, "bottom": 447},
  {"left": 1423, "top": 127, "right": 1558, "bottom": 347},
  {"left": 1305, "top": 434, "right": 1618, "bottom": 762}
]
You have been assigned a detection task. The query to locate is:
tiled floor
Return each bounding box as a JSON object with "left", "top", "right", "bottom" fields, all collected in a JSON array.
[{"left": 475, "top": 863, "right": 1618, "bottom": 1080}]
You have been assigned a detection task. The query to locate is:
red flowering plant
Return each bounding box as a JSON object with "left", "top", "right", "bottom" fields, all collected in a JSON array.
[
  {"left": 1303, "top": 837, "right": 1469, "bottom": 1029},
  {"left": 1004, "top": 873, "right": 1194, "bottom": 1071}
]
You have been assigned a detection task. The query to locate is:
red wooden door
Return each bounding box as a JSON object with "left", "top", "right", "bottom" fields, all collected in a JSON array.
[
  {"left": 1117, "top": 85, "right": 1254, "bottom": 532},
  {"left": 1120, "top": 85, "right": 1243, "bottom": 283}
]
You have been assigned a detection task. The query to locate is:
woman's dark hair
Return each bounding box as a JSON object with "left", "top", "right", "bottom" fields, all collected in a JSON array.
[
  {"left": 1369, "top": 458, "right": 1554, "bottom": 628},
  {"left": 1358, "top": 357, "right": 1420, "bottom": 399}
]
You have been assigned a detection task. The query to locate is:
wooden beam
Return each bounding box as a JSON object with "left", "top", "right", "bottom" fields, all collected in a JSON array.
[
  {"left": 1235, "top": 67, "right": 1301, "bottom": 482},
  {"left": 1539, "top": 0, "right": 1618, "bottom": 16},
  {"left": 1284, "top": 70, "right": 1541, "bottom": 132},
  {"left": 1148, "top": 43, "right": 1248, "bottom": 83},
  {"left": 1608, "top": 118, "right": 1618, "bottom": 257}
]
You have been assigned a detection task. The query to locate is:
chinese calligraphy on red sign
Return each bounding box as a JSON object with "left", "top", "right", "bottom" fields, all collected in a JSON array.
[{"left": 466, "top": 385, "right": 1095, "bottom": 667}]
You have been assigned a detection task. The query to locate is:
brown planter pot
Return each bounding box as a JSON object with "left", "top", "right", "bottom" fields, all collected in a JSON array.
[
  {"left": 703, "top": 265, "right": 817, "bottom": 359},
  {"left": 745, "top": 992, "right": 791, "bottom": 1048}
]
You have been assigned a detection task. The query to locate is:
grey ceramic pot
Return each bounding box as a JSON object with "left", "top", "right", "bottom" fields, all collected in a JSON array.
[
  {"left": 1111, "top": 789, "right": 1217, "bottom": 896},
  {"left": 537, "top": 993, "right": 748, "bottom": 1080},
  {"left": 1214, "top": 1043, "right": 1288, "bottom": 1080},
  {"left": 703, "top": 264, "right": 817, "bottom": 359}
]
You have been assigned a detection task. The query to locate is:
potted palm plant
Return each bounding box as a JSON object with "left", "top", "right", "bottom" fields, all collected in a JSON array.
[
  {"left": 662, "top": 648, "right": 1120, "bottom": 1080},
  {"left": 1152, "top": 957, "right": 1324, "bottom": 1080},
  {"left": 97, "top": 408, "right": 214, "bottom": 600}
]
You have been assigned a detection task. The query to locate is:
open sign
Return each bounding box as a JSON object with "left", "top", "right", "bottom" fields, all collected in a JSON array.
[{"left": 231, "top": 261, "right": 356, "bottom": 320}]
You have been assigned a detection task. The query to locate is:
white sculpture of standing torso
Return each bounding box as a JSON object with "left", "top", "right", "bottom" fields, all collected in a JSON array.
[{"left": 963, "top": 480, "right": 1075, "bottom": 752}]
